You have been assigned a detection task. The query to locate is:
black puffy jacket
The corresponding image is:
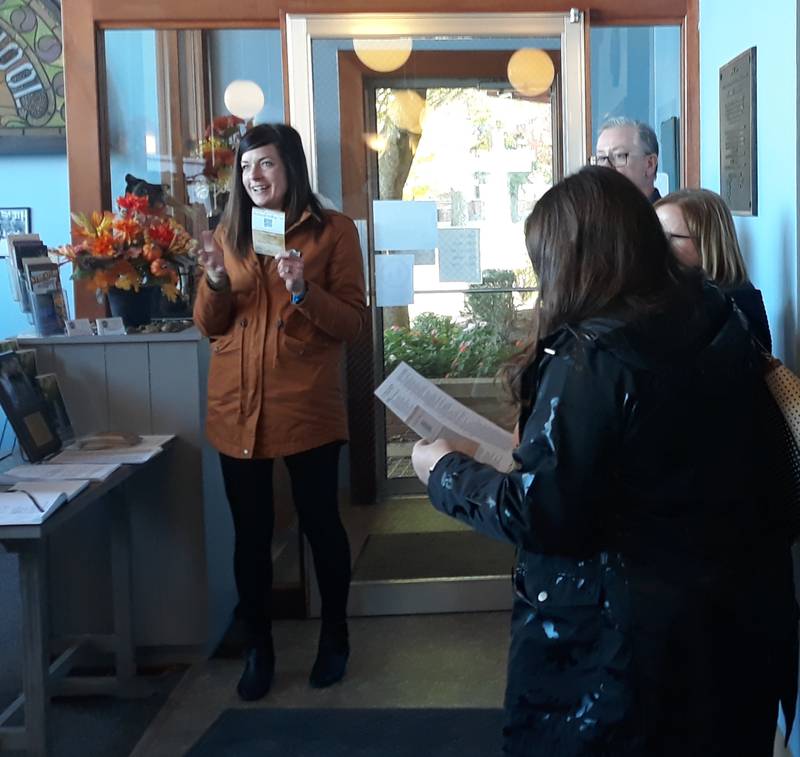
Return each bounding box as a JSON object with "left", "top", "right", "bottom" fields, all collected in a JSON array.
[{"left": 428, "top": 285, "right": 797, "bottom": 756}]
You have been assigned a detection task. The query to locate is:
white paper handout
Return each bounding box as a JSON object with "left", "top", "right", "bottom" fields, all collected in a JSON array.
[
  {"left": 251, "top": 208, "right": 285, "bottom": 256},
  {"left": 0, "top": 489, "right": 68, "bottom": 525},
  {"left": 373, "top": 200, "right": 438, "bottom": 252},
  {"left": 374, "top": 362, "right": 515, "bottom": 472},
  {"left": 5, "top": 463, "right": 121, "bottom": 481},
  {"left": 375, "top": 254, "right": 414, "bottom": 307}
]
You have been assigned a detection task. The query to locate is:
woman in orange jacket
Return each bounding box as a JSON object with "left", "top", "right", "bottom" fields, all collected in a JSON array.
[{"left": 194, "top": 123, "right": 367, "bottom": 700}]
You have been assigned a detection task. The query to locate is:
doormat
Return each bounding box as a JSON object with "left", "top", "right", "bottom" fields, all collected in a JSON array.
[
  {"left": 352, "top": 531, "right": 514, "bottom": 581},
  {"left": 186, "top": 707, "right": 505, "bottom": 756}
]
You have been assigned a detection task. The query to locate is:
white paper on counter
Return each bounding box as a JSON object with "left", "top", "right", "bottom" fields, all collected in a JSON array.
[
  {"left": 65, "top": 434, "right": 174, "bottom": 452},
  {"left": 373, "top": 200, "right": 438, "bottom": 251},
  {"left": 50, "top": 448, "right": 162, "bottom": 465},
  {"left": 374, "top": 361, "right": 515, "bottom": 472},
  {"left": 438, "top": 227, "right": 482, "bottom": 283},
  {"left": 375, "top": 254, "right": 414, "bottom": 307},
  {"left": 5, "top": 463, "right": 120, "bottom": 481}
]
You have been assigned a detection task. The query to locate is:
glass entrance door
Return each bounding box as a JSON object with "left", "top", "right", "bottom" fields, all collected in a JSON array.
[
  {"left": 286, "top": 12, "right": 586, "bottom": 615},
  {"left": 371, "top": 80, "right": 552, "bottom": 490}
]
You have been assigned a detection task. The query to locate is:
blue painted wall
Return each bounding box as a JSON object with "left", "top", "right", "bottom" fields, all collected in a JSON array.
[
  {"left": 699, "top": 0, "right": 798, "bottom": 373},
  {"left": 700, "top": 3, "right": 799, "bottom": 749},
  {"left": 0, "top": 154, "right": 71, "bottom": 338}
]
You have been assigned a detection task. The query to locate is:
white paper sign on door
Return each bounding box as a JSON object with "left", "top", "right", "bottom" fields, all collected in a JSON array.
[
  {"left": 373, "top": 200, "right": 437, "bottom": 252},
  {"left": 438, "top": 227, "right": 481, "bottom": 283},
  {"left": 375, "top": 254, "right": 414, "bottom": 307}
]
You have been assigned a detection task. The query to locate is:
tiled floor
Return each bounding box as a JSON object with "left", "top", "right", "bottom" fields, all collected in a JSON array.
[{"left": 130, "top": 612, "right": 510, "bottom": 756}]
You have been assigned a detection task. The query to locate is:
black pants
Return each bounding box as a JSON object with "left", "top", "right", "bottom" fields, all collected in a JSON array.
[{"left": 219, "top": 442, "right": 351, "bottom": 644}]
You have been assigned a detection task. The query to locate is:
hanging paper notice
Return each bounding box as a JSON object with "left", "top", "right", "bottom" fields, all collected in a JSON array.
[
  {"left": 251, "top": 208, "right": 285, "bottom": 256},
  {"left": 438, "top": 227, "right": 482, "bottom": 283},
  {"left": 375, "top": 254, "right": 414, "bottom": 307},
  {"left": 373, "top": 200, "right": 437, "bottom": 252}
]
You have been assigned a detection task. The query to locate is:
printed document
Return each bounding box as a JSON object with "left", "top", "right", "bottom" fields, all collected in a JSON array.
[{"left": 374, "top": 362, "right": 515, "bottom": 472}]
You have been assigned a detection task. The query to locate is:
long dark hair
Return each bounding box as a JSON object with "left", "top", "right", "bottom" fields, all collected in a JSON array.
[
  {"left": 507, "top": 166, "right": 699, "bottom": 401},
  {"left": 221, "top": 123, "right": 324, "bottom": 257}
]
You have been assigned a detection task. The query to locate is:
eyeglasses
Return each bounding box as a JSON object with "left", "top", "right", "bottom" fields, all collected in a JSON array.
[{"left": 589, "top": 151, "right": 650, "bottom": 168}]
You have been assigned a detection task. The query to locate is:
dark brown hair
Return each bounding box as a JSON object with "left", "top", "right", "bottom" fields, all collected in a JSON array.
[
  {"left": 221, "top": 123, "right": 324, "bottom": 257},
  {"left": 507, "top": 166, "right": 698, "bottom": 401}
]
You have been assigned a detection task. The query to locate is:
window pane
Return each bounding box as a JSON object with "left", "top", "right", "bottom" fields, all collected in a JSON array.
[{"left": 591, "top": 26, "right": 681, "bottom": 195}]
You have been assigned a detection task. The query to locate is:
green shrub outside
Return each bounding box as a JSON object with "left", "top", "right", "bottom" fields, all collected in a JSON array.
[{"left": 383, "top": 269, "right": 523, "bottom": 379}]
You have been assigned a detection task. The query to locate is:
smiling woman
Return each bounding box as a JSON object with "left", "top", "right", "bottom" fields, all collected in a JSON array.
[
  {"left": 241, "top": 143, "right": 287, "bottom": 211},
  {"left": 193, "top": 122, "right": 367, "bottom": 701}
]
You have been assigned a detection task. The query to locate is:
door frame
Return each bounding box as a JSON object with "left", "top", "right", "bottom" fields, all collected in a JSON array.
[
  {"left": 284, "top": 12, "right": 588, "bottom": 184},
  {"left": 284, "top": 12, "right": 586, "bottom": 502}
]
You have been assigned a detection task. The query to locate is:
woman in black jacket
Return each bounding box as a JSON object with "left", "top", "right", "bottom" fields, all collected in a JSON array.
[
  {"left": 412, "top": 167, "right": 797, "bottom": 756},
  {"left": 655, "top": 187, "right": 772, "bottom": 351}
]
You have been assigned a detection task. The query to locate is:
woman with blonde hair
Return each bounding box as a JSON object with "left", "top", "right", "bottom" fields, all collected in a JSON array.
[{"left": 655, "top": 187, "right": 771, "bottom": 350}]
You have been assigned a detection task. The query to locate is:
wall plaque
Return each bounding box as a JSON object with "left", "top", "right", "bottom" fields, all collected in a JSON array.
[
  {"left": 0, "top": 0, "right": 64, "bottom": 151},
  {"left": 719, "top": 47, "right": 757, "bottom": 215}
]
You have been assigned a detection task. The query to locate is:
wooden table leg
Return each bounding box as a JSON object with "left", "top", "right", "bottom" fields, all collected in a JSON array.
[
  {"left": 18, "top": 541, "right": 50, "bottom": 757},
  {"left": 109, "top": 487, "right": 135, "bottom": 686}
]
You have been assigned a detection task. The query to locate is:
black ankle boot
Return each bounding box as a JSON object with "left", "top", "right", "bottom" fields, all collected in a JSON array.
[
  {"left": 309, "top": 622, "right": 349, "bottom": 689},
  {"left": 237, "top": 642, "right": 275, "bottom": 701}
]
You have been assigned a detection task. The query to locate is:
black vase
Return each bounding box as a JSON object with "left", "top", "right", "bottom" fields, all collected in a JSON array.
[{"left": 107, "top": 286, "right": 159, "bottom": 328}]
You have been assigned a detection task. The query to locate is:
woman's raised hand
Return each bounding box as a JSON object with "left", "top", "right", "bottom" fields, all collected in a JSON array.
[
  {"left": 276, "top": 249, "right": 306, "bottom": 296},
  {"left": 199, "top": 230, "right": 228, "bottom": 286}
]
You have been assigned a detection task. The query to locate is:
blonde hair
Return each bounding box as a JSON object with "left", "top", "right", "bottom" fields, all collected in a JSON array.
[{"left": 655, "top": 188, "right": 749, "bottom": 288}]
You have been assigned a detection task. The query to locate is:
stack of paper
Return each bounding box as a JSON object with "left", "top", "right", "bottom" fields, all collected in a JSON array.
[
  {"left": 51, "top": 434, "right": 173, "bottom": 465},
  {"left": 5, "top": 463, "right": 121, "bottom": 481}
]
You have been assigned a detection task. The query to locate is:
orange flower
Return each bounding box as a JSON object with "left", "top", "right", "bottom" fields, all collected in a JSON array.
[
  {"left": 90, "top": 233, "right": 116, "bottom": 256},
  {"left": 113, "top": 215, "right": 143, "bottom": 245},
  {"left": 117, "top": 193, "right": 150, "bottom": 214},
  {"left": 147, "top": 220, "right": 176, "bottom": 250},
  {"left": 142, "top": 243, "right": 162, "bottom": 262}
]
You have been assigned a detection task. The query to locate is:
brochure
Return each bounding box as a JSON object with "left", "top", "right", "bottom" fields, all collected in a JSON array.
[
  {"left": 251, "top": 208, "right": 285, "bottom": 256},
  {"left": 36, "top": 373, "right": 75, "bottom": 446},
  {"left": 374, "top": 361, "right": 515, "bottom": 473},
  {"left": 23, "top": 257, "right": 67, "bottom": 336}
]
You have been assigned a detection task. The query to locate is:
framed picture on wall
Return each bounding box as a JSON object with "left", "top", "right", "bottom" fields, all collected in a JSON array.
[{"left": 0, "top": 208, "right": 32, "bottom": 241}]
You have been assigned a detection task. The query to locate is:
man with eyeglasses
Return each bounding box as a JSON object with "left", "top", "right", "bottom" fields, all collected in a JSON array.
[{"left": 591, "top": 117, "right": 661, "bottom": 203}]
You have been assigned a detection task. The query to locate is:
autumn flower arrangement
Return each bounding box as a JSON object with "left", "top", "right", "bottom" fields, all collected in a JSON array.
[
  {"left": 199, "top": 115, "right": 245, "bottom": 192},
  {"left": 54, "top": 193, "right": 197, "bottom": 302}
]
